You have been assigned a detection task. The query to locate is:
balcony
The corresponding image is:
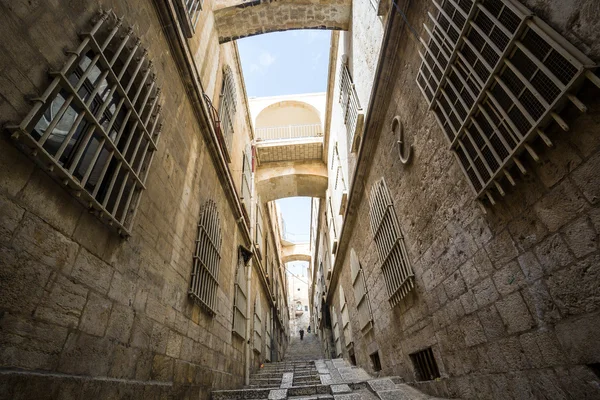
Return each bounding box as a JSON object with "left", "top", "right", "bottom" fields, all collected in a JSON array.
[
  {"left": 254, "top": 123, "right": 324, "bottom": 164},
  {"left": 255, "top": 123, "right": 322, "bottom": 141}
]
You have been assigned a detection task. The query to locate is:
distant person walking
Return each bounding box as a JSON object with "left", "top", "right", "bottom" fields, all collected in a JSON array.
[
  {"left": 307, "top": 325, "right": 311, "bottom": 334},
  {"left": 299, "top": 328, "right": 305, "bottom": 340}
]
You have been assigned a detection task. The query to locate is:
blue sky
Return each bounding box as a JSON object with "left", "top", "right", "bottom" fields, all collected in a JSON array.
[
  {"left": 238, "top": 30, "right": 331, "bottom": 97},
  {"left": 238, "top": 31, "right": 329, "bottom": 275}
]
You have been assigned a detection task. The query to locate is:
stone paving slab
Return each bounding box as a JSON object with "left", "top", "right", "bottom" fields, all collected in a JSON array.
[
  {"left": 281, "top": 372, "right": 294, "bottom": 388},
  {"left": 330, "top": 384, "right": 352, "bottom": 394},
  {"left": 366, "top": 379, "right": 396, "bottom": 392},
  {"left": 269, "top": 389, "right": 288, "bottom": 400}
]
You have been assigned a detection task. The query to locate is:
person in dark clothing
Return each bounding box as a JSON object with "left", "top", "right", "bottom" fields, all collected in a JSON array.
[
  {"left": 307, "top": 325, "right": 311, "bottom": 333},
  {"left": 299, "top": 328, "right": 305, "bottom": 340}
]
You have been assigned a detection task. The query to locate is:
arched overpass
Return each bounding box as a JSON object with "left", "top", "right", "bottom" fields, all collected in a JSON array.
[
  {"left": 282, "top": 242, "right": 311, "bottom": 264},
  {"left": 255, "top": 160, "right": 327, "bottom": 203},
  {"left": 214, "top": 0, "right": 351, "bottom": 43}
]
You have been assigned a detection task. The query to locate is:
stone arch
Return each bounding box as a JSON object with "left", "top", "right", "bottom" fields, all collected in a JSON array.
[
  {"left": 256, "top": 100, "right": 322, "bottom": 129},
  {"left": 214, "top": 0, "right": 351, "bottom": 43},
  {"left": 255, "top": 160, "right": 327, "bottom": 203},
  {"left": 282, "top": 243, "right": 311, "bottom": 264}
]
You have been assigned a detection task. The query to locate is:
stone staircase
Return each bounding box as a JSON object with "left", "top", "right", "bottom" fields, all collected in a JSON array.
[{"left": 212, "top": 334, "right": 451, "bottom": 399}]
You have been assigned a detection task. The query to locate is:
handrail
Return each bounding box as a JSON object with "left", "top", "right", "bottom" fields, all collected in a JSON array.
[{"left": 255, "top": 123, "right": 323, "bottom": 141}]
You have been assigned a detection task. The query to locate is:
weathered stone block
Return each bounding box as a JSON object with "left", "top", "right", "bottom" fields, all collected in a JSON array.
[
  {"left": 151, "top": 354, "right": 174, "bottom": 382},
  {"left": 35, "top": 275, "right": 88, "bottom": 329},
  {"left": 572, "top": 151, "right": 600, "bottom": 204},
  {"left": 460, "top": 314, "right": 487, "bottom": 347},
  {"left": 493, "top": 261, "right": 526, "bottom": 296},
  {"left": 105, "top": 303, "right": 134, "bottom": 343},
  {"left": 485, "top": 230, "right": 519, "bottom": 267},
  {"left": 71, "top": 247, "right": 114, "bottom": 294},
  {"left": 545, "top": 254, "right": 600, "bottom": 317},
  {"left": 472, "top": 278, "right": 499, "bottom": 308},
  {"left": 495, "top": 292, "right": 534, "bottom": 334},
  {"left": 58, "top": 332, "right": 114, "bottom": 376},
  {"left": 79, "top": 292, "right": 111, "bottom": 337},
  {"left": 562, "top": 216, "right": 597, "bottom": 258},
  {"left": 534, "top": 233, "right": 574, "bottom": 274},
  {"left": 534, "top": 180, "right": 588, "bottom": 232}
]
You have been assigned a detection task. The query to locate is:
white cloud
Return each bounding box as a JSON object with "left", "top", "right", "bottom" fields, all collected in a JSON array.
[{"left": 259, "top": 51, "right": 276, "bottom": 67}]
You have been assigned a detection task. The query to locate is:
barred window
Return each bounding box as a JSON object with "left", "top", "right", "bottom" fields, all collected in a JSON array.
[
  {"left": 8, "top": 12, "right": 162, "bottom": 236},
  {"left": 255, "top": 195, "right": 264, "bottom": 259},
  {"left": 331, "top": 305, "right": 342, "bottom": 357},
  {"left": 253, "top": 298, "right": 263, "bottom": 353},
  {"left": 175, "top": 0, "right": 203, "bottom": 38},
  {"left": 416, "top": 0, "right": 597, "bottom": 204},
  {"left": 339, "top": 286, "right": 353, "bottom": 348},
  {"left": 241, "top": 144, "right": 253, "bottom": 219},
  {"left": 219, "top": 66, "right": 237, "bottom": 157},
  {"left": 189, "top": 200, "right": 222, "bottom": 315},
  {"left": 233, "top": 248, "right": 248, "bottom": 339},
  {"left": 350, "top": 249, "right": 373, "bottom": 332},
  {"left": 265, "top": 309, "right": 272, "bottom": 361},
  {"left": 327, "top": 197, "right": 338, "bottom": 253},
  {"left": 369, "top": 178, "right": 415, "bottom": 307},
  {"left": 339, "top": 60, "right": 364, "bottom": 153},
  {"left": 331, "top": 143, "right": 348, "bottom": 215}
]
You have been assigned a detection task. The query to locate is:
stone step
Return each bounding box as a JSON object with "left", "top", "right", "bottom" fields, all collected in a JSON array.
[
  {"left": 212, "top": 388, "right": 270, "bottom": 400},
  {"left": 287, "top": 384, "right": 331, "bottom": 397}
]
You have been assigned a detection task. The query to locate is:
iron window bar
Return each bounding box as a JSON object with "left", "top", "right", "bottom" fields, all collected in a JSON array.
[
  {"left": 175, "top": 0, "right": 204, "bottom": 38},
  {"left": 339, "top": 62, "right": 364, "bottom": 153},
  {"left": 410, "top": 347, "right": 441, "bottom": 381},
  {"left": 253, "top": 299, "right": 263, "bottom": 353},
  {"left": 416, "top": 0, "right": 599, "bottom": 205},
  {"left": 350, "top": 249, "right": 374, "bottom": 332},
  {"left": 6, "top": 11, "right": 162, "bottom": 237},
  {"left": 189, "top": 200, "right": 222, "bottom": 316},
  {"left": 369, "top": 179, "right": 415, "bottom": 307},
  {"left": 219, "top": 66, "right": 237, "bottom": 158}
]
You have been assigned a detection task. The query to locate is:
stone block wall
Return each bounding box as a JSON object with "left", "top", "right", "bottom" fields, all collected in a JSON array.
[
  {"left": 326, "top": 0, "right": 600, "bottom": 398},
  {"left": 0, "top": 0, "right": 281, "bottom": 398}
]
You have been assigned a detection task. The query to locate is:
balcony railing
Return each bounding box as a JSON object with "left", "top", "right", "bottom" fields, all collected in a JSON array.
[{"left": 255, "top": 123, "right": 323, "bottom": 141}]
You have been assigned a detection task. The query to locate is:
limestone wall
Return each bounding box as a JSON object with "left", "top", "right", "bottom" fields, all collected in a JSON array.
[
  {"left": 324, "top": 0, "right": 600, "bottom": 398},
  {"left": 0, "top": 0, "right": 284, "bottom": 398}
]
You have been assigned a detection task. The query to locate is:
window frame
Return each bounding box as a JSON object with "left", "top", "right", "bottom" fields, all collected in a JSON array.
[{"left": 7, "top": 12, "right": 163, "bottom": 237}]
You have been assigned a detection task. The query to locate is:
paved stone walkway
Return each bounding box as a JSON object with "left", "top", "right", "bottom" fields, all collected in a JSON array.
[{"left": 212, "top": 334, "right": 451, "bottom": 399}]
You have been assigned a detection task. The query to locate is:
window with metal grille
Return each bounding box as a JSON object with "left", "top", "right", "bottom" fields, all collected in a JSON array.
[
  {"left": 233, "top": 248, "right": 248, "bottom": 339},
  {"left": 369, "top": 178, "right": 415, "bottom": 307},
  {"left": 219, "top": 66, "right": 237, "bottom": 158},
  {"left": 255, "top": 195, "right": 264, "bottom": 259},
  {"left": 331, "top": 305, "right": 342, "bottom": 357},
  {"left": 189, "top": 200, "right": 222, "bottom": 315},
  {"left": 7, "top": 12, "right": 162, "bottom": 237},
  {"left": 339, "top": 61, "right": 364, "bottom": 153},
  {"left": 174, "top": 0, "right": 203, "bottom": 38},
  {"left": 241, "top": 144, "right": 252, "bottom": 219},
  {"left": 253, "top": 298, "right": 263, "bottom": 353},
  {"left": 331, "top": 143, "right": 348, "bottom": 215},
  {"left": 416, "top": 0, "right": 598, "bottom": 204},
  {"left": 327, "top": 197, "right": 338, "bottom": 254},
  {"left": 265, "top": 309, "right": 272, "bottom": 361},
  {"left": 410, "top": 347, "right": 440, "bottom": 381},
  {"left": 339, "top": 286, "right": 353, "bottom": 348},
  {"left": 350, "top": 249, "right": 374, "bottom": 332}
]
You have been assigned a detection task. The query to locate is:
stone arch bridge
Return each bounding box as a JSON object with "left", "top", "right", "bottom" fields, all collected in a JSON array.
[{"left": 214, "top": 0, "right": 351, "bottom": 43}]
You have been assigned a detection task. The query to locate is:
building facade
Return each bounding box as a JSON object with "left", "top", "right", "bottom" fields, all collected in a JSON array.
[
  {"left": 0, "top": 0, "right": 290, "bottom": 398},
  {"left": 311, "top": 0, "right": 600, "bottom": 398}
]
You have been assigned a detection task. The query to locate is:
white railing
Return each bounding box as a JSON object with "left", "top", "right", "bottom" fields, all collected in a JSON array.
[{"left": 255, "top": 124, "right": 322, "bottom": 141}]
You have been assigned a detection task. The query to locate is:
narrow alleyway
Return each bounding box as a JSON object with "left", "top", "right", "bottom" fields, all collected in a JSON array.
[{"left": 212, "top": 333, "right": 449, "bottom": 399}]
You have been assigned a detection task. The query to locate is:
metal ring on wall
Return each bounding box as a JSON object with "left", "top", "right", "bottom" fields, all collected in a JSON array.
[{"left": 392, "top": 116, "right": 412, "bottom": 165}]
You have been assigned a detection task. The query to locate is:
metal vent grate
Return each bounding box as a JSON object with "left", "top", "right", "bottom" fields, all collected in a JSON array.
[
  {"left": 410, "top": 347, "right": 441, "bottom": 381},
  {"left": 7, "top": 11, "right": 163, "bottom": 237},
  {"left": 369, "top": 178, "right": 415, "bottom": 307},
  {"left": 416, "top": 0, "right": 598, "bottom": 204},
  {"left": 189, "top": 200, "right": 222, "bottom": 315}
]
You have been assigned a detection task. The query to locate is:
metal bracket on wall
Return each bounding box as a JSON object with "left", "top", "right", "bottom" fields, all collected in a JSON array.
[{"left": 392, "top": 116, "right": 412, "bottom": 164}]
